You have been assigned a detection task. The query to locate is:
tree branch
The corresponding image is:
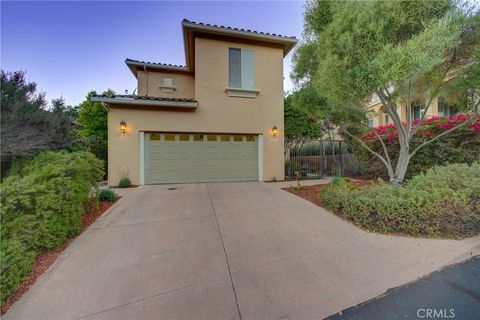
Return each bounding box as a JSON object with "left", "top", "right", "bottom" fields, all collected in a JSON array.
[{"left": 342, "top": 129, "right": 394, "bottom": 177}]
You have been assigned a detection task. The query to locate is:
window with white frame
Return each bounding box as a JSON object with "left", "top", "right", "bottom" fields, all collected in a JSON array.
[
  {"left": 228, "top": 48, "right": 255, "bottom": 89},
  {"left": 367, "top": 118, "right": 375, "bottom": 128}
]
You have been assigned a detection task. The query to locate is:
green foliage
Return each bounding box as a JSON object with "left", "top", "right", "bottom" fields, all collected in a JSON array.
[
  {"left": 319, "top": 162, "right": 480, "bottom": 238},
  {"left": 77, "top": 90, "right": 112, "bottom": 141},
  {"left": 284, "top": 89, "right": 323, "bottom": 140},
  {"left": 119, "top": 177, "right": 132, "bottom": 188},
  {"left": 0, "top": 240, "right": 35, "bottom": 304},
  {"left": 68, "top": 135, "right": 108, "bottom": 178},
  {"left": 0, "top": 71, "right": 74, "bottom": 164},
  {"left": 0, "top": 151, "right": 104, "bottom": 306},
  {"left": 330, "top": 176, "right": 347, "bottom": 186},
  {"left": 98, "top": 189, "right": 118, "bottom": 202}
]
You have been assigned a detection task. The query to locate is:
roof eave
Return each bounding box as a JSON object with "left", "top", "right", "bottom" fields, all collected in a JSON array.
[
  {"left": 125, "top": 59, "right": 190, "bottom": 77},
  {"left": 91, "top": 96, "right": 198, "bottom": 109},
  {"left": 181, "top": 20, "right": 298, "bottom": 57}
]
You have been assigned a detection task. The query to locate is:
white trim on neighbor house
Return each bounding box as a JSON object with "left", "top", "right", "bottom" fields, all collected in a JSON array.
[
  {"left": 139, "top": 131, "right": 145, "bottom": 185},
  {"left": 258, "top": 134, "right": 264, "bottom": 181},
  {"left": 91, "top": 96, "right": 198, "bottom": 108}
]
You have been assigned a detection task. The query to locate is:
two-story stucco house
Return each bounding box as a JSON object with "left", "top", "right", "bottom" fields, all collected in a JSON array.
[
  {"left": 365, "top": 94, "right": 458, "bottom": 128},
  {"left": 92, "top": 19, "right": 297, "bottom": 186}
]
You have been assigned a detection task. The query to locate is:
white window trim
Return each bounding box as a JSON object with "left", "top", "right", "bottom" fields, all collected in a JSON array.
[{"left": 225, "top": 87, "right": 260, "bottom": 98}]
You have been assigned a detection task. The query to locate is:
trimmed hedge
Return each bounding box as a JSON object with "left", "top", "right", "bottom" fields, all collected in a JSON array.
[
  {"left": 353, "top": 114, "right": 480, "bottom": 179},
  {"left": 319, "top": 162, "right": 480, "bottom": 238},
  {"left": 0, "top": 151, "right": 104, "bottom": 305}
]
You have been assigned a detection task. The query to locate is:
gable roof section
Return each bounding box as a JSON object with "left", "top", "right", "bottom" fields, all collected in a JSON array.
[{"left": 127, "top": 19, "right": 298, "bottom": 77}]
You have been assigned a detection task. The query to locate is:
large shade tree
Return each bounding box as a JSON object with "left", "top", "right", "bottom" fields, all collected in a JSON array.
[
  {"left": 293, "top": 0, "right": 480, "bottom": 185},
  {"left": 0, "top": 71, "right": 74, "bottom": 164}
]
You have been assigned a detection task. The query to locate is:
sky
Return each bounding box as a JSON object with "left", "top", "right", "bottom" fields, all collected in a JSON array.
[{"left": 1, "top": 0, "right": 305, "bottom": 106}]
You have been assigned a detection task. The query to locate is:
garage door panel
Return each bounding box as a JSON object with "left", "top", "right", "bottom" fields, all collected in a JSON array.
[{"left": 145, "top": 133, "right": 259, "bottom": 184}]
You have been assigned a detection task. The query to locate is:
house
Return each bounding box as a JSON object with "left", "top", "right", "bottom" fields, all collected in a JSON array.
[
  {"left": 92, "top": 19, "right": 297, "bottom": 186},
  {"left": 366, "top": 94, "right": 458, "bottom": 127}
]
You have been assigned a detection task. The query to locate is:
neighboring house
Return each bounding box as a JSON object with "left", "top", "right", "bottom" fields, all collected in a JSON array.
[
  {"left": 366, "top": 94, "right": 458, "bottom": 127},
  {"left": 92, "top": 19, "right": 297, "bottom": 186}
]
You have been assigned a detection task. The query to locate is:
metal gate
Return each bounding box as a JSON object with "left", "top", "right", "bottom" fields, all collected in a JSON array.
[{"left": 284, "top": 139, "right": 360, "bottom": 180}]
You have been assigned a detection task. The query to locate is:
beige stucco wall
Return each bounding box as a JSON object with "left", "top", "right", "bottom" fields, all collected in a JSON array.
[
  {"left": 366, "top": 97, "right": 440, "bottom": 126},
  {"left": 137, "top": 70, "right": 195, "bottom": 98},
  {"left": 108, "top": 37, "right": 284, "bottom": 185}
]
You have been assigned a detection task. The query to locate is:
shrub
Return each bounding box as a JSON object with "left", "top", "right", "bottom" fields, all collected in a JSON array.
[
  {"left": 98, "top": 189, "right": 118, "bottom": 202},
  {"left": 0, "top": 151, "right": 104, "bottom": 306},
  {"left": 330, "top": 176, "right": 347, "bottom": 186},
  {"left": 352, "top": 114, "right": 480, "bottom": 179},
  {"left": 119, "top": 177, "right": 132, "bottom": 188},
  {"left": 0, "top": 240, "right": 35, "bottom": 304},
  {"left": 319, "top": 162, "right": 480, "bottom": 238}
]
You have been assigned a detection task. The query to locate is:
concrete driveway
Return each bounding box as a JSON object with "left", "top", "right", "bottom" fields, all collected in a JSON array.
[{"left": 5, "top": 182, "right": 479, "bottom": 320}]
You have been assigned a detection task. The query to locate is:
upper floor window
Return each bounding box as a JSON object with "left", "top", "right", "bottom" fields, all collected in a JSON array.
[{"left": 228, "top": 48, "right": 255, "bottom": 89}]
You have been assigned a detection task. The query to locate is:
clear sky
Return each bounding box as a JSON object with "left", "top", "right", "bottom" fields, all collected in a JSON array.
[{"left": 1, "top": 1, "right": 305, "bottom": 106}]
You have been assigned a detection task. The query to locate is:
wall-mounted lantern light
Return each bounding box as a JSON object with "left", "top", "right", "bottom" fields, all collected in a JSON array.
[
  {"left": 271, "top": 126, "right": 279, "bottom": 137},
  {"left": 120, "top": 120, "right": 127, "bottom": 134}
]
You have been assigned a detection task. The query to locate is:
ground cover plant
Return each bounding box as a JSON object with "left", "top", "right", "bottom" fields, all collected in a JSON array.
[{"left": 319, "top": 162, "right": 480, "bottom": 239}]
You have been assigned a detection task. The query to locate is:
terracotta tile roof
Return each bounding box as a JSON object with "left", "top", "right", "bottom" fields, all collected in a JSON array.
[
  {"left": 182, "top": 19, "right": 297, "bottom": 40},
  {"left": 125, "top": 58, "right": 186, "bottom": 69},
  {"left": 93, "top": 94, "right": 198, "bottom": 103}
]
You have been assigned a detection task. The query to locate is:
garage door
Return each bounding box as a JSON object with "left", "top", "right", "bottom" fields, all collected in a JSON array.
[{"left": 144, "top": 133, "right": 259, "bottom": 184}]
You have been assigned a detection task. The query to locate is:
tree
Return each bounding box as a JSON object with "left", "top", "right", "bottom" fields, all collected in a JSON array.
[
  {"left": 293, "top": 0, "right": 480, "bottom": 185},
  {"left": 76, "top": 90, "right": 113, "bottom": 140},
  {"left": 0, "top": 71, "right": 74, "bottom": 165}
]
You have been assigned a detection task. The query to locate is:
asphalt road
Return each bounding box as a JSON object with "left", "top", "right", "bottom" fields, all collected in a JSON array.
[{"left": 327, "top": 255, "right": 480, "bottom": 320}]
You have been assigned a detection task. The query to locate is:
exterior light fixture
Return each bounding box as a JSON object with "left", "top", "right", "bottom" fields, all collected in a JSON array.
[
  {"left": 120, "top": 120, "right": 127, "bottom": 134},
  {"left": 272, "top": 126, "right": 279, "bottom": 137}
]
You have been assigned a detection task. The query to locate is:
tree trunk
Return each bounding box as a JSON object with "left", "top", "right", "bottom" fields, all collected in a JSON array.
[{"left": 391, "top": 143, "right": 410, "bottom": 186}]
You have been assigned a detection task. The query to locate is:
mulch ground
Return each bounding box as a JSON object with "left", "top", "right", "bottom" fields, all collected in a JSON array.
[{"left": 1, "top": 198, "right": 120, "bottom": 315}]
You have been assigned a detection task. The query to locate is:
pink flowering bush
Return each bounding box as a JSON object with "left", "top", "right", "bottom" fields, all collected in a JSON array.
[{"left": 353, "top": 114, "right": 480, "bottom": 179}]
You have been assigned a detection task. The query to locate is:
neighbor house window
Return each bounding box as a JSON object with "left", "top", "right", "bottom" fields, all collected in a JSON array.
[
  {"left": 412, "top": 106, "right": 424, "bottom": 120},
  {"left": 438, "top": 99, "right": 458, "bottom": 117},
  {"left": 384, "top": 114, "right": 390, "bottom": 124},
  {"left": 367, "top": 119, "right": 375, "bottom": 128},
  {"left": 228, "top": 48, "right": 255, "bottom": 89}
]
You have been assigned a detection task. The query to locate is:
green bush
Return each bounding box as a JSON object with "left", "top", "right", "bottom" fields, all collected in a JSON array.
[
  {"left": 330, "top": 176, "right": 347, "bottom": 186},
  {"left": 0, "top": 240, "right": 36, "bottom": 304},
  {"left": 119, "top": 177, "right": 132, "bottom": 188},
  {"left": 0, "top": 151, "right": 104, "bottom": 306},
  {"left": 319, "top": 162, "right": 480, "bottom": 238},
  {"left": 98, "top": 189, "right": 118, "bottom": 202}
]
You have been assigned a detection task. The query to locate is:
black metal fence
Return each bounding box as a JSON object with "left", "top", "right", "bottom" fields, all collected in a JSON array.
[{"left": 285, "top": 139, "right": 360, "bottom": 179}]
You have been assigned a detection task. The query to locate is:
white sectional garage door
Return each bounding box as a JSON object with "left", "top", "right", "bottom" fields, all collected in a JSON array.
[{"left": 144, "top": 133, "right": 258, "bottom": 184}]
